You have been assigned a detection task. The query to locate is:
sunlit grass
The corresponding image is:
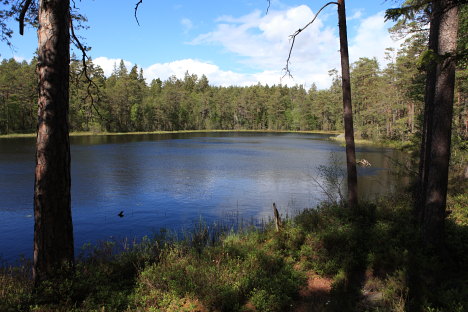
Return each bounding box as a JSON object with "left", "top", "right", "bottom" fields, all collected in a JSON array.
[{"left": 329, "top": 134, "right": 413, "bottom": 149}]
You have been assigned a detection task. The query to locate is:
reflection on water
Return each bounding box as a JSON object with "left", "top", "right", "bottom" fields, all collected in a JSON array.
[{"left": 0, "top": 132, "right": 408, "bottom": 262}]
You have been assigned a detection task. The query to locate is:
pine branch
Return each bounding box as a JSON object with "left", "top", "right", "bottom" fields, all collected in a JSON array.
[{"left": 385, "top": 0, "right": 464, "bottom": 22}]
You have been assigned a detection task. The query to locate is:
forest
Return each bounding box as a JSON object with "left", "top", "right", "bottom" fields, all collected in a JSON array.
[
  {"left": 1, "top": 0, "right": 467, "bottom": 311},
  {"left": 1, "top": 19, "right": 466, "bottom": 142}
]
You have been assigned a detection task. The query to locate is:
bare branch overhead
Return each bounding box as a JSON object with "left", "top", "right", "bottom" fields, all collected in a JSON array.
[
  {"left": 135, "top": 0, "right": 143, "bottom": 26},
  {"left": 70, "top": 18, "right": 106, "bottom": 121},
  {"left": 283, "top": 1, "right": 338, "bottom": 78},
  {"left": 19, "top": 0, "right": 33, "bottom": 35}
]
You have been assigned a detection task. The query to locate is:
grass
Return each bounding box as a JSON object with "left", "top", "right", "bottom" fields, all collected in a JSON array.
[
  {"left": 329, "top": 134, "right": 414, "bottom": 150},
  {"left": 1, "top": 192, "right": 467, "bottom": 311},
  {"left": 0, "top": 129, "right": 342, "bottom": 139}
]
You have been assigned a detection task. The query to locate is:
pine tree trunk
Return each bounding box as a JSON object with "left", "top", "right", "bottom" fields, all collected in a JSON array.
[
  {"left": 337, "top": 0, "right": 358, "bottom": 208},
  {"left": 417, "top": 0, "right": 459, "bottom": 248},
  {"left": 410, "top": 101, "right": 415, "bottom": 134},
  {"left": 33, "top": 0, "right": 74, "bottom": 284}
]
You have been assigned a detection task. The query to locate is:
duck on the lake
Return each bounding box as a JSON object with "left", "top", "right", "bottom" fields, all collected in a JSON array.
[{"left": 118, "top": 210, "right": 124, "bottom": 218}]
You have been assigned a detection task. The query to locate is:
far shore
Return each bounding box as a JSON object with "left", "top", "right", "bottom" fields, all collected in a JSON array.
[
  {"left": 0, "top": 129, "right": 342, "bottom": 139},
  {"left": 329, "top": 133, "right": 413, "bottom": 149},
  {"left": 0, "top": 129, "right": 411, "bottom": 149}
]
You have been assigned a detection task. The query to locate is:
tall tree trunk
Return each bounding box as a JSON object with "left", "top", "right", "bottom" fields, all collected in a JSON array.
[
  {"left": 5, "top": 96, "right": 9, "bottom": 134},
  {"left": 409, "top": 101, "right": 415, "bottom": 134},
  {"left": 417, "top": 1, "right": 440, "bottom": 223},
  {"left": 337, "top": 0, "right": 358, "bottom": 208},
  {"left": 33, "top": 0, "right": 74, "bottom": 284},
  {"left": 417, "top": 0, "right": 459, "bottom": 248}
]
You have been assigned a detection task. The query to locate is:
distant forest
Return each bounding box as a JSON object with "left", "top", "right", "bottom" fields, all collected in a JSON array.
[{"left": 1, "top": 26, "right": 467, "bottom": 142}]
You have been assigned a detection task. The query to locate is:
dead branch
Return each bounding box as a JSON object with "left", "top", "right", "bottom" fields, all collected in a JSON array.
[
  {"left": 283, "top": 1, "right": 338, "bottom": 78},
  {"left": 135, "top": 0, "right": 143, "bottom": 26},
  {"left": 19, "top": 0, "right": 33, "bottom": 35},
  {"left": 266, "top": 0, "right": 271, "bottom": 14}
]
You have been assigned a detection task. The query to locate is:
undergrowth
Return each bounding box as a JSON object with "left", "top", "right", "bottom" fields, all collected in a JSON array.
[{"left": 1, "top": 192, "right": 467, "bottom": 311}]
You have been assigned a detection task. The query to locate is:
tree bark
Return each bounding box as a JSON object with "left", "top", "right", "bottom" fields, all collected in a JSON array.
[
  {"left": 337, "top": 0, "right": 358, "bottom": 208},
  {"left": 33, "top": 0, "right": 74, "bottom": 284},
  {"left": 417, "top": 0, "right": 459, "bottom": 248}
]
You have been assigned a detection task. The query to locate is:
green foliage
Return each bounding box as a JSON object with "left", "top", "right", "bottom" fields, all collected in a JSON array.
[
  {"left": 418, "top": 49, "right": 440, "bottom": 69},
  {"left": 132, "top": 227, "right": 304, "bottom": 312},
  {"left": 0, "top": 263, "right": 33, "bottom": 312},
  {"left": 0, "top": 58, "right": 37, "bottom": 134}
]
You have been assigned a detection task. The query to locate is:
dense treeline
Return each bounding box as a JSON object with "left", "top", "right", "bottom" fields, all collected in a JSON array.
[{"left": 1, "top": 29, "right": 466, "bottom": 142}]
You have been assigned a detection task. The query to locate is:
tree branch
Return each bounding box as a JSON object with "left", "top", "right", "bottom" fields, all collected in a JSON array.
[
  {"left": 19, "top": 0, "right": 33, "bottom": 35},
  {"left": 266, "top": 0, "right": 271, "bottom": 15},
  {"left": 135, "top": 0, "right": 143, "bottom": 26},
  {"left": 70, "top": 17, "right": 106, "bottom": 122},
  {"left": 283, "top": 1, "right": 338, "bottom": 78}
]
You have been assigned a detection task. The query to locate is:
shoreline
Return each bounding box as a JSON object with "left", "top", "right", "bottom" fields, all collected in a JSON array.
[
  {"left": 0, "top": 129, "right": 341, "bottom": 139},
  {"left": 0, "top": 129, "right": 412, "bottom": 149},
  {"left": 329, "top": 133, "right": 413, "bottom": 149}
]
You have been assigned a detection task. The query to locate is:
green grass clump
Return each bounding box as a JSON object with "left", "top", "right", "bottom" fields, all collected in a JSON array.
[
  {"left": 0, "top": 265, "right": 33, "bottom": 312},
  {"left": 132, "top": 229, "right": 305, "bottom": 312}
]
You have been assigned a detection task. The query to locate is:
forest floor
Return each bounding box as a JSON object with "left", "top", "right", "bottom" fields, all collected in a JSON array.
[{"left": 1, "top": 187, "right": 466, "bottom": 312}]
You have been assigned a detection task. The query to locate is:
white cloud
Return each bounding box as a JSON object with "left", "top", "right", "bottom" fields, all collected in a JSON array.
[
  {"left": 143, "top": 58, "right": 269, "bottom": 87},
  {"left": 139, "top": 59, "right": 331, "bottom": 89},
  {"left": 189, "top": 5, "right": 342, "bottom": 88},
  {"left": 93, "top": 7, "right": 401, "bottom": 89},
  {"left": 348, "top": 9, "right": 363, "bottom": 21},
  {"left": 189, "top": 6, "right": 401, "bottom": 88},
  {"left": 91, "top": 57, "right": 285, "bottom": 87},
  {"left": 349, "top": 11, "right": 403, "bottom": 67},
  {"left": 181, "top": 18, "right": 193, "bottom": 33},
  {"left": 13, "top": 55, "right": 29, "bottom": 63},
  {"left": 93, "top": 57, "right": 133, "bottom": 76},
  {"left": 192, "top": 6, "right": 336, "bottom": 72}
]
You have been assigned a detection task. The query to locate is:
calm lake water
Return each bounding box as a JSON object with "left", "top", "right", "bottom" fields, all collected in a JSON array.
[{"left": 0, "top": 132, "right": 406, "bottom": 263}]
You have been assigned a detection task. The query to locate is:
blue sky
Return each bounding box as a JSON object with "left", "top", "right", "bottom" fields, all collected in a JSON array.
[{"left": 1, "top": 0, "right": 403, "bottom": 88}]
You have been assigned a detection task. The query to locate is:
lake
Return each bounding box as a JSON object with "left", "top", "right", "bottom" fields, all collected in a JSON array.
[{"left": 0, "top": 132, "right": 406, "bottom": 263}]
